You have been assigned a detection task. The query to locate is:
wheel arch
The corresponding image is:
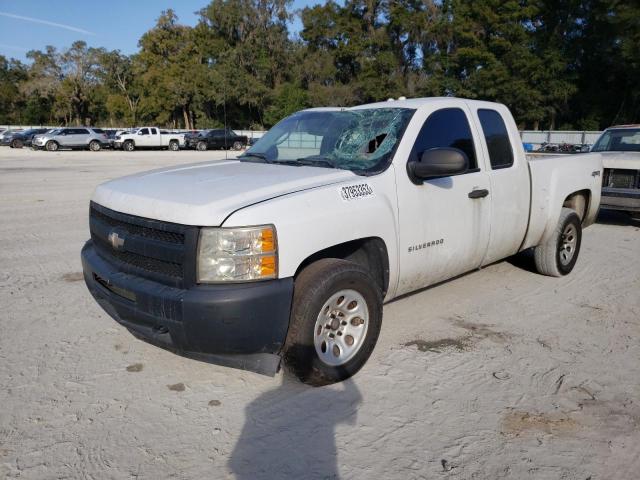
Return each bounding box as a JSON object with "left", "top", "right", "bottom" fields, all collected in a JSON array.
[
  {"left": 294, "top": 237, "right": 390, "bottom": 297},
  {"left": 563, "top": 189, "right": 591, "bottom": 223}
]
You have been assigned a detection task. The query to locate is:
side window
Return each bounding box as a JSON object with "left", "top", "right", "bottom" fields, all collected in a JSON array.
[
  {"left": 139, "top": 128, "right": 149, "bottom": 135},
  {"left": 77, "top": 129, "right": 89, "bottom": 135},
  {"left": 478, "top": 109, "right": 513, "bottom": 169},
  {"left": 150, "top": 128, "right": 158, "bottom": 135},
  {"left": 412, "top": 108, "right": 477, "bottom": 170}
]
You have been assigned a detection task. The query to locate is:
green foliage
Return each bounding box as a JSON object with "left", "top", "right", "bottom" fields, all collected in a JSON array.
[{"left": 0, "top": 1, "right": 637, "bottom": 129}]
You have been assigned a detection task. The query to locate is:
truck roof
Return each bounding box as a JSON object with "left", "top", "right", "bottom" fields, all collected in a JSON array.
[{"left": 304, "top": 97, "right": 506, "bottom": 112}]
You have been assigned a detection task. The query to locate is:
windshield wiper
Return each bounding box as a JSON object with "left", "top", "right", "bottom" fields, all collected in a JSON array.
[
  {"left": 295, "top": 156, "right": 340, "bottom": 169},
  {"left": 238, "top": 152, "right": 271, "bottom": 163}
]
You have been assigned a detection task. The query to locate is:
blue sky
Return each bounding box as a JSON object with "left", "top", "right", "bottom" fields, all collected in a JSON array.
[{"left": 0, "top": 0, "right": 318, "bottom": 62}]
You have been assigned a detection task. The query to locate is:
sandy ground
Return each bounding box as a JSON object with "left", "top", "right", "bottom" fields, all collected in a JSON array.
[{"left": 0, "top": 146, "right": 639, "bottom": 480}]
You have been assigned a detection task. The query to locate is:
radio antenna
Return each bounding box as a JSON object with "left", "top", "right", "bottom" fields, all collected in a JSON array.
[{"left": 223, "top": 82, "right": 228, "bottom": 161}]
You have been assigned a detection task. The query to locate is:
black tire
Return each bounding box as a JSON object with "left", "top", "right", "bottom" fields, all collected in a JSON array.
[
  {"left": 283, "top": 258, "right": 383, "bottom": 386},
  {"left": 46, "top": 140, "right": 59, "bottom": 152},
  {"left": 89, "top": 140, "right": 101, "bottom": 151},
  {"left": 534, "top": 207, "right": 582, "bottom": 277},
  {"left": 232, "top": 140, "right": 243, "bottom": 151},
  {"left": 123, "top": 140, "right": 134, "bottom": 152},
  {"left": 196, "top": 141, "right": 207, "bottom": 151},
  {"left": 11, "top": 139, "right": 23, "bottom": 148},
  {"left": 168, "top": 140, "right": 179, "bottom": 151}
]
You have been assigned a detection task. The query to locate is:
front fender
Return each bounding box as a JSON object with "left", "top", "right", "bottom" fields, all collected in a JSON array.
[{"left": 222, "top": 167, "right": 400, "bottom": 300}]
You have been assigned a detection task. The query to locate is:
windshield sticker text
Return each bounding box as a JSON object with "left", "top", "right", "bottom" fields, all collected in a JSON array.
[{"left": 340, "top": 183, "right": 374, "bottom": 201}]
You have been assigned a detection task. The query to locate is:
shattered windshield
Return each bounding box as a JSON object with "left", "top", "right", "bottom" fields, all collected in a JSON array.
[{"left": 241, "top": 108, "right": 415, "bottom": 173}]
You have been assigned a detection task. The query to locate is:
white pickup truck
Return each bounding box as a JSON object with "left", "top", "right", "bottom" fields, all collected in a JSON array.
[
  {"left": 114, "top": 127, "right": 185, "bottom": 151},
  {"left": 81, "top": 98, "right": 602, "bottom": 386}
]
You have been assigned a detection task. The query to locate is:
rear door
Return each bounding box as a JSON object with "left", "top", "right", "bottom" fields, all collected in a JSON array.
[
  {"left": 74, "top": 128, "right": 90, "bottom": 147},
  {"left": 395, "top": 104, "right": 492, "bottom": 296},
  {"left": 469, "top": 105, "right": 531, "bottom": 265},
  {"left": 149, "top": 127, "right": 161, "bottom": 146}
]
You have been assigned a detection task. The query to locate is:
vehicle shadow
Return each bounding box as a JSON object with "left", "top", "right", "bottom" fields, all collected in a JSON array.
[
  {"left": 596, "top": 209, "right": 640, "bottom": 227},
  {"left": 228, "top": 353, "right": 363, "bottom": 480},
  {"left": 505, "top": 248, "right": 537, "bottom": 273}
]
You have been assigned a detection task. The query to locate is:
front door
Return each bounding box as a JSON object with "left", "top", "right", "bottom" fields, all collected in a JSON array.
[{"left": 394, "top": 105, "right": 492, "bottom": 296}]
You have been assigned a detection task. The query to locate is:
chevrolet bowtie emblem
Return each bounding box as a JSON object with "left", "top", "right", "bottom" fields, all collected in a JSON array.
[{"left": 108, "top": 230, "right": 125, "bottom": 250}]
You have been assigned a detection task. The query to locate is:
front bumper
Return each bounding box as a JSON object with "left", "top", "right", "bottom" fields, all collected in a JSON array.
[
  {"left": 81, "top": 241, "right": 293, "bottom": 375},
  {"left": 601, "top": 188, "right": 640, "bottom": 212}
]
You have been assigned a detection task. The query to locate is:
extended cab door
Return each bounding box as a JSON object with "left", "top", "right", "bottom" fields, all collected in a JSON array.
[
  {"left": 394, "top": 105, "right": 492, "bottom": 296},
  {"left": 469, "top": 105, "right": 531, "bottom": 265}
]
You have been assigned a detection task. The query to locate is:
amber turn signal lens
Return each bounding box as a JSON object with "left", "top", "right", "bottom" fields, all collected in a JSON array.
[
  {"left": 260, "top": 255, "right": 276, "bottom": 276},
  {"left": 261, "top": 228, "right": 275, "bottom": 252}
]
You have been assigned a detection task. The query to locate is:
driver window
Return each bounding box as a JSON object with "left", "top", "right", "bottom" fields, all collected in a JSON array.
[
  {"left": 139, "top": 128, "right": 149, "bottom": 135},
  {"left": 412, "top": 108, "right": 478, "bottom": 170}
]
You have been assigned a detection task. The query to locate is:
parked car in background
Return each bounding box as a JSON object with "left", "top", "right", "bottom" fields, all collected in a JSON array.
[
  {"left": 0, "top": 129, "right": 24, "bottom": 143},
  {"left": 113, "top": 127, "right": 185, "bottom": 151},
  {"left": 591, "top": 125, "right": 640, "bottom": 217},
  {"left": 185, "top": 128, "right": 247, "bottom": 151},
  {"left": 32, "top": 127, "right": 110, "bottom": 151},
  {"left": 2, "top": 128, "right": 50, "bottom": 148}
]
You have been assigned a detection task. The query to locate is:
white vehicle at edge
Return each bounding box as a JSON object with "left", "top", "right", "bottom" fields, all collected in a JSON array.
[
  {"left": 81, "top": 97, "right": 603, "bottom": 386},
  {"left": 590, "top": 124, "right": 640, "bottom": 218},
  {"left": 114, "top": 126, "right": 185, "bottom": 151}
]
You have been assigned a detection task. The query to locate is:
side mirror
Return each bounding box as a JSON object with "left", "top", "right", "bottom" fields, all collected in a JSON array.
[
  {"left": 407, "top": 147, "right": 469, "bottom": 183},
  {"left": 138, "top": 131, "right": 144, "bottom": 135}
]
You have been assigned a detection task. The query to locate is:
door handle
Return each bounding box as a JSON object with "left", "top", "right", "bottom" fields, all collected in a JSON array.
[{"left": 468, "top": 188, "right": 489, "bottom": 199}]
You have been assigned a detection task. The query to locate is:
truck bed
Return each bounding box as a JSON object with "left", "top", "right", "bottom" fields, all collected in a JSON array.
[{"left": 521, "top": 153, "right": 603, "bottom": 250}]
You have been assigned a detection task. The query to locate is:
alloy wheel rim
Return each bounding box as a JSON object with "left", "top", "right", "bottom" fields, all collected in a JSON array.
[
  {"left": 559, "top": 223, "right": 577, "bottom": 265},
  {"left": 313, "top": 289, "right": 369, "bottom": 366}
]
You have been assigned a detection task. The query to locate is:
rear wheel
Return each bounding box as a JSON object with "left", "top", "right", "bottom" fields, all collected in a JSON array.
[
  {"left": 89, "top": 140, "right": 101, "bottom": 151},
  {"left": 123, "top": 140, "right": 134, "bottom": 152},
  {"left": 283, "top": 258, "right": 383, "bottom": 386},
  {"left": 46, "top": 140, "right": 59, "bottom": 152},
  {"left": 196, "top": 141, "right": 207, "bottom": 151},
  {"left": 168, "top": 140, "right": 179, "bottom": 151},
  {"left": 534, "top": 207, "right": 582, "bottom": 277},
  {"left": 11, "top": 139, "right": 23, "bottom": 148}
]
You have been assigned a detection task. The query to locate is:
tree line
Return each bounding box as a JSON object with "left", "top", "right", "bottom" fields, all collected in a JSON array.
[{"left": 0, "top": 0, "right": 637, "bottom": 131}]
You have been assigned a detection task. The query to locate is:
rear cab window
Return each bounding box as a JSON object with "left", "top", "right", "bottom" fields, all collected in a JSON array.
[
  {"left": 411, "top": 108, "right": 478, "bottom": 171},
  {"left": 477, "top": 109, "right": 514, "bottom": 169}
]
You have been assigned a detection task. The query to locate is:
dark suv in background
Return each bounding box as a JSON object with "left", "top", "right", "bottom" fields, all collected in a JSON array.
[
  {"left": 185, "top": 128, "right": 247, "bottom": 151},
  {"left": 1, "top": 128, "right": 50, "bottom": 148}
]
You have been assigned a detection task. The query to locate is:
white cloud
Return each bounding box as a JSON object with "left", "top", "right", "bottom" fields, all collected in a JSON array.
[{"left": 0, "top": 11, "right": 95, "bottom": 35}]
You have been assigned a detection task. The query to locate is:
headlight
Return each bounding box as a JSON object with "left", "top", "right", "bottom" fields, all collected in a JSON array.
[{"left": 197, "top": 225, "right": 277, "bottom": 283}]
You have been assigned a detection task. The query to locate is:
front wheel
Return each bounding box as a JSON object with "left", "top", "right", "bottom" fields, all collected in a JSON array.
[
  {"left": 168, "top": 140, "right": 179, "bottom": 151},
  {"left": 196, "top": 141, "right": 207, "bottom": 151},
  {"left": 46, "top": 140, "right": 59, "bottom": 152},
  {"left": 283, "top": 258, "right": 382, "bottom": 386},
  {"left": 89, "top": 140, "right": 101, "bottom": 151},
  {"left": 123, "top": 140, "right": 134, "bottom": 152},
  {"left": 232, "top": 140, "right": 243, "bottom": 151},
  {"left": 11, "top": 139, "right": 23, "bottom": 148},
  {"left": 534, "top": 207, "right": 582, "bottom": 277}
]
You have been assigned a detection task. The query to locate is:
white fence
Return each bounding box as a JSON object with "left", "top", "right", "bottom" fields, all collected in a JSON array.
[{"left": 520, "top": 130, "right": 602, "bottom": 148}]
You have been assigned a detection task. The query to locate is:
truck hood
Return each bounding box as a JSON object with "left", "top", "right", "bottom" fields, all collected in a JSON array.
[
  {"left": 92, "top": 160, "right": 355, "bottom": 226},
  {"left": 600, "top": 151, "right": 640, "bottom": 170}
]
